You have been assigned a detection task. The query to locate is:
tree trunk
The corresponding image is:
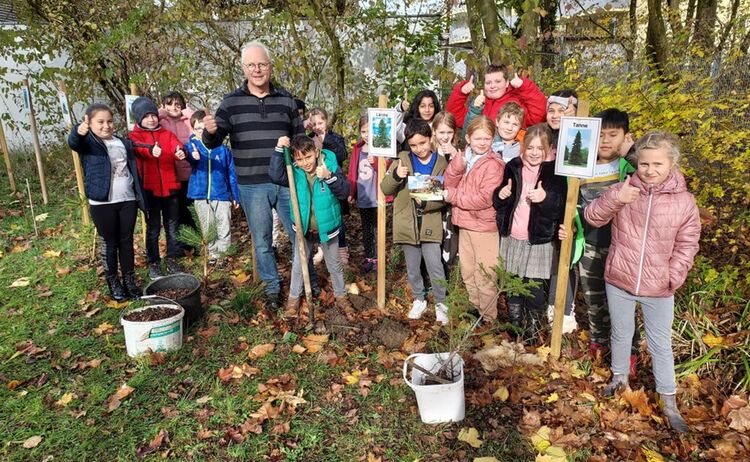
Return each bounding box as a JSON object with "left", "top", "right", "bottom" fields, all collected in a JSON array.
[
  {"left": 478, "top": 0, "right": 505, "bottom": 64},
  {"left": 308, "top": 0, "right": 347, "bottom": 123},
  {"left": 715, "top": 0, "right": 740, "bottom": 55},
  {"left": 539, "top": 0, "right": 558, "bottom": 69},
  {"left": 692, "top": 0, "right": 718, "bottom": 52},
  {"left": 627, "top": 0, "right": 637, "bottom": 62},
  {"left": 465, "top": 0, "right": 486, "bottom": 71},
  {"left": 646, "top": 0, "right": 669, "bottom": 76},
  {"left": 520, "top": 0, "right": 540, "bottom": 67},
  {"left": 685, "top": 0, "right": 697, "bottom": 31},
  {"left": 665, "top": 0, "right": 683, "bottom": 38}
]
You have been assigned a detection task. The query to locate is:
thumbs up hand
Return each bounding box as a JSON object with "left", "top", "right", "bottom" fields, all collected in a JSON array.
[
  {"left": 527, "top": 180, "right": 546, "bottom": 203},
  {"left": 152, "top": 142, "right": 162, "bottom": 158},
  {"left": 77, "top": 114, "right": 90, "bottom": 136},
  {"left": 498, "top": 178, "right": 513, "bottom": 200},
  {"left": 460, "top": 75, "right": 475, "bottom": 95},
  {"left": 400, "top": 89, "right": 410, "bottom": 112},
  {"left": 175, "top": 147, "right": 186, "bottom": 160},
  {"left": 616, "top": 175, "right": 640, "bottom": 204},
  {"left": 510, "top": 72, "right": 523, "bottom": 89},
  {"left": 473, "top": 89, "right": 486, "bottom": 108},
  {"left": 395, "top": 159, "right": 409, "bottom": 178},
  {"left": 191, "top": 146, "right": 200, "bottom": 160},
  {"left": 315, "top": 163, "right": 331, "bottom": 180}
]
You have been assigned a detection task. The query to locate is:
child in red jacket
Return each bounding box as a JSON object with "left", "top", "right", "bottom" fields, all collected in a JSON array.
[
  {"left": 129, "top": 96, "right": 187, "bottom": 279},
  {"left": 584, "top": 131, "right": 700, "bottom": 433}
]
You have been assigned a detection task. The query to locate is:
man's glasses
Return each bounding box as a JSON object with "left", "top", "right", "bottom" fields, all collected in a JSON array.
[{"left": 243, "top": 62, "right": 270, "bottom": 71}]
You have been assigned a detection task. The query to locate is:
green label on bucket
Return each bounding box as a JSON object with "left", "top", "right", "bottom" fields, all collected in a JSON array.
[{"left": 149, "top": 321, "right": 181, "bottom": 339}]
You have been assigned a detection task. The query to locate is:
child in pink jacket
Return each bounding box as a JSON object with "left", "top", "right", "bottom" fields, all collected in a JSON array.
[
  {"left": 584, "top": 131, "right": 700, "bottom": 433},
  {"left": 443, "top": 115, "right": 505, "bottom": 320}
]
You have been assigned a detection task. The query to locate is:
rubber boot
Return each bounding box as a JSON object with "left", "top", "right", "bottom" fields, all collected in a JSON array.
[
  {"left": 123, "top": 271, "right": 141, "bottom": 299},
  {"left": 660, "top": 393, "right": 689, "bottom": 433},
  {"left": 105, "top": 274, "right": 127, "bottom": 302},
  {"left": 603, "top": 373, "right": 628, "bottom": 397},
  {"left": 524, "top": 308, "right": 545, "bottom": 345},
  {"left": 507, "top": 302, "right": 524, "bottom": 340}
]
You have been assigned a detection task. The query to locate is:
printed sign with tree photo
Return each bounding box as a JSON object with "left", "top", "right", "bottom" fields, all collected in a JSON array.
[
  {"left": 555, "top": 116, "right": 601, "bottom": 178},
  {"left": 367, "top": 108, "right": 397, "bottom": 157}
]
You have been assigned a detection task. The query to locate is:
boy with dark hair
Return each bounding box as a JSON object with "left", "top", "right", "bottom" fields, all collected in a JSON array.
[
  {"left": 381, "top": 119, "right": 449, "bottom": 324},
  {"left": 269, "top": 134, "right": 353, "bottom": 319},
  {"left": 569, "top": 108, "right": 640, "bottom": 373}
]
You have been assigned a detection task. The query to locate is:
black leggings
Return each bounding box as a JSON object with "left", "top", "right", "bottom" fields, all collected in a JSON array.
[
  {"left": 145, "top": 193, "right": 181, "bottom": 263},
  {"left": 359, "top": 207, "right": 376, "bottom": 259},
  {"left": 90, "top": 201, "right": 137, "bottom": 277},
  {"left": 509, "top": 277, "right": 548, "bottom": 316}
]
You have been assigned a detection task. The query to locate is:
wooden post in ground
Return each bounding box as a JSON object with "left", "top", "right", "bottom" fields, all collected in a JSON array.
[
  {"left": 129, "top": 83, "right": 148, "bottom": 247},
  {"left": 376, "top": 94, "right": 388, "bottom": 309},
  {"left": 59, "top": 81, "right": 90, "bottom": 226},
  {"left": 23, "top": 78, "right": 48, "bottom": 204},
  {"left": 550, "top": 100, "right": 589, "bottom": 359},
  {"left": 0, "top": 119, "right": 16, "bottom": 193}
]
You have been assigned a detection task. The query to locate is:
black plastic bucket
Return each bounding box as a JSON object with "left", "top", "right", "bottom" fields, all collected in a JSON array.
[{"left": 144, "top": 273, "right": 203, "bottom": 326}]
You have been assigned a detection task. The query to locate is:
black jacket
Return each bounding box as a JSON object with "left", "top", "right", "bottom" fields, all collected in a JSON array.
[
  {"left": 67, "top": 127, "right": 147, "bottom": 212},
  {"left": 492, "top": 158, "right": 566, "bottom": 245}
]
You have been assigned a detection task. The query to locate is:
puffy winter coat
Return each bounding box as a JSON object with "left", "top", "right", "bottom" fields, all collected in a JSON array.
[
  {"left": 583, "top": 170, "right": 701, "bottom": 297},
  {"left": 380, "top": 151, "right": 447, "bottom": 245},
  {"left": 67, "top": 127, "right": 147, "bottom": 212},
  {"left": 269, "top": 148, "right": 350, "bottom": 243},
  {"left": 184, "top": 135, "right": 240, "bottom": 202},
  {"left": 492, "top": 158, "right": 567, "bottom": 245},
  {"left": 159, "top": 107, "right": 195, "bottom": 181},
  {"left": 446, "top": 77, "right": 547, "bottom": 129},
  {"left": 444, "top": 149, "right": 505, "bottom": 232},
  {"left": 129, "top": 126, "right": 183, "bottom": 197}
]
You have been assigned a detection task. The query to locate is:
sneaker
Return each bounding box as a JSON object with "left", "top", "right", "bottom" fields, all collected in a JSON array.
[
  {"left": 313, "top": 246, "right": 325, "bottom": 265},
  {"left": 562, "top": 314, "right": 578, "bottom": 334},
  {"left": 435, "top": 302, "right": 449, "bottom": 325},
  {"left": 265, "top": 293, "right": 280, "bottom": 311},
  {"left": 546, "top": 304, "right": 555, "bottom": 323},
  {"left": 148, "top": 262, "right": 164, "bottom": 280},
  {"left": 407, "top": 299, "right": 428, "bottom": 320},
  {"left": 284, "top": 296, "right": 301, "bottom": 319},
  {"left": 165, "top": 258, "right": 183, "bottom": 274}
]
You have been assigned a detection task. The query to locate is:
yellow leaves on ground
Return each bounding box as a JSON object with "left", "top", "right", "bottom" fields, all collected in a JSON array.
[
  {"left": 530, "top": 426, "right": 567, "bottom": 461},
  {"left": 292, "top": 344, "right": 307, "bottom": 354},
  {"left": 346, "top": 282, "right": 360, "bottom": 295},
  {"left": 93, "top": 322, "right": 116, "bottom": 336},
  {"left": 34, "top": 213, "right": 49, "bottom": 222},
  {"left": 535, "top": 345, "right": 551, "bottom": 362},
  {"left": 230, "top": 269, "right": 250, "bottom": 285},
  {"left": 473, "top": 458, "right": 500, "bottom": 462},
  {"left": 301, "top": 334, "right": 328, "bottom": 353},
  {"left": 56, "top": 392, "right": 76, "bottom": 407},
  {"left": 218, "top": 363, "right": 260, "bottom": 383},
  {"left": 106, "top": 383, "right": 134, "bottom": 412},
  {"left": 344, "top": 368, "right": 365, "bottom": 385},
  {"left": 105, "top": 300, "right": 130, "bottom": 309},
  {"left": 702, "top": 332, "right": 725, "bottom": 348},
  {"left": 9, "top": 277, "right": 30, "bottom": 288},
  {"left": 457, "top": 427, "right": 483, "bottom": 448},
  {"left": 42, "top": 249, "right": 61, "bottom": 258},
  {"left": 579, "top": 392, "right": 598, "bottom": 403},
  {"left": 248, "top": 343, "right": 275, "bottom": 360},
  {"left": 22, "top": 435, "right": 42, "bottom": 449},
  {"left": 641, "top": 446, "right": 666, "bottom": 462},
  {"left": 493, "top": 385, "right": 509, "bottom": 402},
  {"left": 546, "top": 392, "right": 559, "bottom": 404}
]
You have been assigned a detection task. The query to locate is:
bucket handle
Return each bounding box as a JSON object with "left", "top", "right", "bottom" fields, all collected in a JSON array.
[
  {"left": 141, "top": 294, "right": 180, "bottom": 306},
  {"left": 403, "top": 354, "right": 455, "bottom": 387},
  {"left": 403, "top": 353, "right": 424, "bottom": 389}
]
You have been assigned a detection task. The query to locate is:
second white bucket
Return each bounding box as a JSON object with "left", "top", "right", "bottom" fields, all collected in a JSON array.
[
  {"left": 120, "top": 304, "right": 184, "bottom": 358},
  {"left": 403, "top": 352, "right": 465, "bottom": 423}
]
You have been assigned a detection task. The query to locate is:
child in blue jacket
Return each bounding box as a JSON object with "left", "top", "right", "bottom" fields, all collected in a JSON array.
[
  {"left": 184, "top": 110, "right": 240, "bottom": 265},
  {"left": 269, "top": 135, "right": 353, "bottom": 319}
]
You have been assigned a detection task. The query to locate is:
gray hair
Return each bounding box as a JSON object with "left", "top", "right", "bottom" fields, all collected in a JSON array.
[
  {"left": 634, "top": 131, "right": 681, "bottom": 165},
  {"left": 241, "top": 41, "right": 273, "bottom": 63}
]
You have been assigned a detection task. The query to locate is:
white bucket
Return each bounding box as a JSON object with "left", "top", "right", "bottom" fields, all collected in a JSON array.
[
  {"left": 403, "top": 352, "right": 465, "bottom": 423},
  {"left": 120, "top": 304, "right": 184, "bottom": 357}
]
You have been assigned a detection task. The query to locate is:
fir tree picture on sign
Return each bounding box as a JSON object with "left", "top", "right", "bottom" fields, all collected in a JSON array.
[
  {"left": 367, "top": 108, "right": 398, "bottom": 157},
  {"left": 555, "top": 117, "right": 601, "bottom": 178}
]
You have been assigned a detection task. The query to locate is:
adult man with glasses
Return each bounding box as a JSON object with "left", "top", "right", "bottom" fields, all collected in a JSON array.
[{"left": 202, "top": 41, "right": 303, "bottom": 310}]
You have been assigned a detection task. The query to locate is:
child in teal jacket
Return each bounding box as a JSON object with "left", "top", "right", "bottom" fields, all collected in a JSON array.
[{"left": 269, "top": 135, "right": 353, "bottom": 318}]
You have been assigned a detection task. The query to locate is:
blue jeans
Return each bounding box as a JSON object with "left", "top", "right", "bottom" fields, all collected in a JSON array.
[{"left": 237, "top": 183, "right": 317, "bottom": 294}]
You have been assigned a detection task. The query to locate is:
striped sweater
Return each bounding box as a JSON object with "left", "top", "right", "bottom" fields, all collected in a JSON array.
[{"left": 202, "top": 81, "right": 304, "bottom": 185}]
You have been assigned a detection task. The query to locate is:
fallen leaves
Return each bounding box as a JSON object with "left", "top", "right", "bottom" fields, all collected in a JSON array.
[
  {"left": 106, "top": 383, "right": 134, "bottom": 412},
  {"left": 473, "top": 341, "right": 544, "bottom": 371},
  {"left": 621, "top": 388, "right": 653, "bottom": 417},
  {"left": 301, "top": 334, "right": 328, "bottom": 353},
  {"left": 702, "top": 332, "right": 725, "bottom": 348},
  {"left": 218, "top": 364, "right": 260, "bottom": 383},
  {"left": 457, "top": 427, "right": 483, "bottom": 448},
  {"left": 56, "top": 392, "right": 76, "bottom": 407},
  {"left": 92, "top": 322, "right": 116, "bottom": 336},
  {"left": 135, "top": 429, "right": 169, "bottom": 459},
  {"left": 42, "top": 249, "right": 61, "bottom": 258},
  {"left": 9, "top": 277, "right": 31, "bottom": 288},
  {"left": 248, "top": 343, "right": 275, "bottom": 359},
  {"left": 22, "top": 435, "right": 42, "bottom": 449},
  {"left": 728, "top": 405, "right": 750, "bottom": 432}
]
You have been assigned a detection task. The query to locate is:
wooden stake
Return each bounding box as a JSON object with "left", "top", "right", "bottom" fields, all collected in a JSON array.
[
  {"left": 59, "top": 81, "right": 90, "bottom": 226},
  {"left": 283, "top": 147, "right": 314, "bottom": 326},
  {"left": 26, "top": 179, "right": 38, "bottom": 237},
  {"left": 23, "top": 78, "right": 48, "bottom": 204},
  {"left": 0, "top": 120, "right": 16, "bottom": 193},
  {"left": 550, "top": 100, "right": 590, "bottom": 359},
  {"left": 376, "top": 94, "right": 388, "bottom": 309},
  {"left": 129, "top": 83, "right": 148, "bottom": 247}
]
